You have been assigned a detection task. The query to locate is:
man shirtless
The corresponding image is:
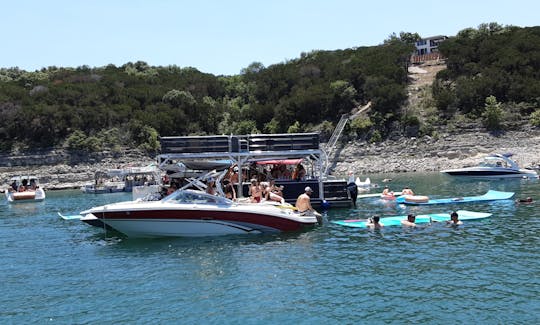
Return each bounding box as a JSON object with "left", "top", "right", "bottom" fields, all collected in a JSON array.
[
  {"left": 401, "top": 214, "right": 416, "bottom": 227},
  {"left": 295, "top": 187, "right": 314, "bottom": 213},
  {"left": 366, "top": 216, "right": 384, "bottom": 229},
  {"left": 447, "top": 211, "right": 463, "bottom": 226}
]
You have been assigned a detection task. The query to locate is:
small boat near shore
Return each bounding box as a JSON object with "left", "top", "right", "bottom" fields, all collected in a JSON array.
[
  {"left": 441, "top": 153, "right": 539, "bottom": 179},
  {"left": 4, "top": 176, "right": 46, "bottom": 203}
]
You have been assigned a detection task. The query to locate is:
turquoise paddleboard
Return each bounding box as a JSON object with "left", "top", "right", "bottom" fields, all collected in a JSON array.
[
  {"left": 332, "top": 210, "right": 492, "bottom": 228},
  {"left": 395, "top": 190, "right": 514, "bottom": 205}
]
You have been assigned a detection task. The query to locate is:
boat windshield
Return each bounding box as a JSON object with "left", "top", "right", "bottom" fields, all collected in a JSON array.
[{"left": 162, "top": 190, "right": 232, "bottom": 206}]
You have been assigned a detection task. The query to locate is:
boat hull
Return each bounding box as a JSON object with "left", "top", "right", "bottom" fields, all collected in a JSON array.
[
  {"left": 82, "top": 205, "right": 318, "bottom": 238},
  {"left": 6, "top": 188, "right": 46, "bottom": 203}
]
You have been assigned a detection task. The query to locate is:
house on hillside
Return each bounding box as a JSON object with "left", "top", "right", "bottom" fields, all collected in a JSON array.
[{"left": 411, "top": 35, "right": 448, "bottom": 64}]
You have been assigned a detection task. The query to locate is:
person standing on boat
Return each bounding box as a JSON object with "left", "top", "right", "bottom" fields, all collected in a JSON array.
[
  {"left": 346, "top": 171, "right": 358, "bottom": 208},
  {"left": 295, "top": 187, "right": 314, "bottom": 213}
]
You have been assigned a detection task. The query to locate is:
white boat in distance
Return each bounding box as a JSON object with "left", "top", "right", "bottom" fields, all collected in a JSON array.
[
  {"left": 80, "top": 189, "right": 320, "bottom": 237},
  {"left": 5, "top": 176, "right": 46, "bottom": 203},
  {"left": 441, "top": 153, "right": 539, "bottom": 179}
]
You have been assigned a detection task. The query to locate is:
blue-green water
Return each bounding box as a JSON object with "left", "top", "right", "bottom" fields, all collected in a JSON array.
[{"left": 2, "top": 172, "right": 539, "bottom": 324}]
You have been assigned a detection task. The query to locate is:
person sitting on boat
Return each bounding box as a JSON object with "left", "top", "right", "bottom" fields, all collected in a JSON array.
[
  {"left": 29, "top": 179, "right": 37, "bottom": 190},
  {"left": 278, "top": 164, "right": 291, "bottom": 179},
  {"left": 206, "top": 178, "right": 217, "bottom": 195},
  {"left": 401, "top": 187, "right": 414, "bottom": 196},
  {"left": 295, "top": 186, "right": 315, "bottom": 213},
  {"left": 166, "top": 182, "right": 177, "bottom": 195},
  {"left": 249, "top": 179, "right": 262, "bottom": 203},
  {"left": 223, "top": 179, "right": 236, "bottom": 201},
  {"left": 401, "top": 214, "right": 416, "bottom": 227},
  {"left": 447, "top": 211, "right": 463, "bottom": 226},
  {"left": 269, "top": 179, "right": 284, "bottom": 197},
  {"left": 366, "top": 215, "right": 384, "bottom": 229},
  {"left": 261, "top": 181, "right": 285, "bottom": 204},
  {"left": 10, "top": 180, "right": 17, "bottom": 192},
  {"left": 292, "top": 164, "right": 306, "bottom": 181}
]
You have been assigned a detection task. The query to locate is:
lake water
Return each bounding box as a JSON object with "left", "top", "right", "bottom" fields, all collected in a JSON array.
[{"left": 1, "top": 172, "right": 539, "bottom": 324}]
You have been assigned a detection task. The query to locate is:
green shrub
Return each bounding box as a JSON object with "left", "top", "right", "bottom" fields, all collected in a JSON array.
[
  {"left": 369, "top": 130, "right": 382, "bottom": 143},
  {"left": 482, "top": 95, "right": 504, "bottom": 131},
  {"left": 531, "top": 110, "right": 540, "bottom": 127}
]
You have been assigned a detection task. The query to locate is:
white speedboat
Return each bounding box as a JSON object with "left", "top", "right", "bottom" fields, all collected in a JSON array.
[
  {"left": 5, "top": 176, "right": 46, "bottom": 203},
  {"left": 441, "top": 153, "right": 539, "bottom": 179},
  {"left": 80, "top": 189, "right": 320, "bottom": 237}
]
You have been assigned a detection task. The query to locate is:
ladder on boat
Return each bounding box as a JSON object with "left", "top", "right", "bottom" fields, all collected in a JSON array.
[{"left": 323, "top": 102, "right": 371, "bottom": 176}]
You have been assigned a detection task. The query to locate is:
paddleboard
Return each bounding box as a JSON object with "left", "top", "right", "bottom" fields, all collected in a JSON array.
[
  {"left": 58, "top": 212, "right": 82, "bottom": 220},
  {"left": 332, "top": 210, "right": 492, "bottom": 228},
  {"left": 395, "top": 190, "right": 514, "bottom": 205}
]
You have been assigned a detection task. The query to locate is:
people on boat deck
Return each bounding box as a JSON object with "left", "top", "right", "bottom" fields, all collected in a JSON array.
[
  {"left": 29, "top": 179, "right": 37, "bottom": 190},
  {"left": 295, "top": 186, "right": 314, "bottom": 213},
  {"left": 278, "top": 164, "right": 291, "bottom": 179},
  {"left": 292, "top": 164, "right": 306, "bottom": 181},
  {"left": 269, "top": 179, "right": 284, "bottom": 197},
  {"left": 447, "top": 211, "right": 463, "bottom": 226},
  {"left": 401, "top": 214, "right": 416, "bottom": 227},
  {"left": 10, "top": 180, "right": 17, "bottom": 192},
  {"left": 367, "top": 215, "right": 384, "bottom": 228},
  {"left": 18, "top": 184, "right": 26, "bottom": 192},
  {"left": 223, "top": 179, "right": 236, "bottom": 201},
  {"left": 166, "top": 182, "right": 177, "bottom": 195},
  {"left": 261, "top": 181, "right": 285, "bottom": 204},
  {"left": 401, "top": 186, "right": 414, "bottom": 196},
  {"left": 249, "top": 179, "right": 262, "bottom": 203},
  {"left": 206, "top": 178, "right": 216, "bottom": 195}
]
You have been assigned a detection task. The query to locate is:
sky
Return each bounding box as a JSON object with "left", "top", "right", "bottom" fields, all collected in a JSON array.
[{"left": 1, "top": 0, "right": 539, "bottom": 76}]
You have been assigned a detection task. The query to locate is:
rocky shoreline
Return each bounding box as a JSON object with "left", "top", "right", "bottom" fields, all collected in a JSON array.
[{"left": 1, "top": 128, "right": 539, "bottom": 191}]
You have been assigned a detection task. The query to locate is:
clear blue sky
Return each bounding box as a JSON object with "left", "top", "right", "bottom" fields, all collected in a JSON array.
[{"left": 2, "top": 0, "right": 538, "bottom": 75}]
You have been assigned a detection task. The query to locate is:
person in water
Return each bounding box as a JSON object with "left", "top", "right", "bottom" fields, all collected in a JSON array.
[
  {"left": 447, "top": 211, "right": 463, "bottom": 226},
  {"left": 515, "top": 197, "right": 533, "bottom": 204},
  {"left": 367, "top": 215, "right": 384, "bottom": 228},
  {"left": 401, "top": 214, "right": 416, "bottom": 227},
  {"left": 295, "top": 186, "right": 314, "bottom": 213},
  {"left": 401, "top": 186, "right": 414, "bottom": 196}
]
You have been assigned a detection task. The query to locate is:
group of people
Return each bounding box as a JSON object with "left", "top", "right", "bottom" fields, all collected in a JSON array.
[
  {"left": 9, "top": 179, "right": 37, "bottom": 192},
  {"left": 248, "top": 178, "right": 285, "bottom": 204},
  {"left": 366, "top": 211, "right": 463, "bottom": 228}
]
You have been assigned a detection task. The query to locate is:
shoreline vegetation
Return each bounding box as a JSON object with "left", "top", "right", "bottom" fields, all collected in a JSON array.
[{"left": 1, "top": 127, "right": 538, "bottom": 192}]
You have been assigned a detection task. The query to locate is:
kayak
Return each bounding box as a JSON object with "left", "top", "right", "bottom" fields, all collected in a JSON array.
[
  {"left": 395, "top": 190, "right": 514, "bottom": 205},
  {"left": 332, "top": 210, "right": 492, "bottom": 228}
]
